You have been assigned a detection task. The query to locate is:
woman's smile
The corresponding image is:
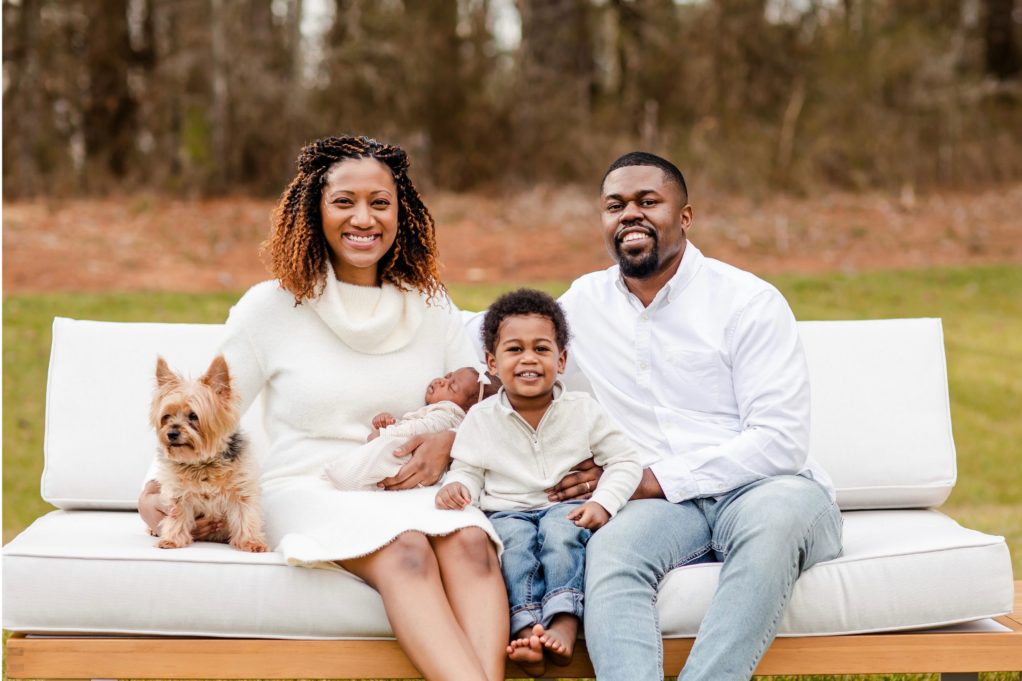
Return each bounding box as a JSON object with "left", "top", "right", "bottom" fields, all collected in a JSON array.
[{"left": 342, "top": 232, "right": 382, "bottom": 249}]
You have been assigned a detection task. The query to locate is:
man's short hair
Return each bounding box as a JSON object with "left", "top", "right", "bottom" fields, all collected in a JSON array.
[
  {"left": 482, "top": 288, "right": 571, "bottom": 355},
  {"left": 601, "top": 151, "right": 689, "bottom": 204}
]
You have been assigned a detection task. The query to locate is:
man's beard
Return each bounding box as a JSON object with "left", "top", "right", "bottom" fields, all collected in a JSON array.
[{"left": 616, "top": 230, "right": 660, "bottom": 279}]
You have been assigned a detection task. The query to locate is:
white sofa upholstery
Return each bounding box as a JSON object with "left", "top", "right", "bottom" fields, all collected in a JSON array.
[{"left": 2, "top": 316, "right": 1015, "bottom": 639}]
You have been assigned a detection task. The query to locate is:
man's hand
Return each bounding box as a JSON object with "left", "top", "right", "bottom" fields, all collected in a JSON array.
[
  {"left": 139, "top": 480, "right": 224, "bottom": 539},
  {"left": 435, "top": 482, "right": 472, "bottom": 510},
  {"left": 378, "top": 431, "right": 456, "bottom": 490},
  {"left": 372, "top": 413, "right": 397, "bottom": 430},
  {"left": 546, "top": 457, "right": 603, "bottom": 502},
  {"left": 629, "top": 469, "right": 666, "bottom": 500},
  {"left": 567, "top": 501, "right": 611, "bottom": 530}
]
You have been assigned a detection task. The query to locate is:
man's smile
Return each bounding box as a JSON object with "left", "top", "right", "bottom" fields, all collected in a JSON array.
[{"left": 616, "top": 226, "right": 656, "bottom": 249}]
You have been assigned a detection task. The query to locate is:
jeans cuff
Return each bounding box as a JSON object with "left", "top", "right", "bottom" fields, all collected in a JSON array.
[
  {"left": 541, "top": 588, "right": 585, "bottom": 628},
  {"left": 510, "top": 606, "right": 542, "bottom": 635}
]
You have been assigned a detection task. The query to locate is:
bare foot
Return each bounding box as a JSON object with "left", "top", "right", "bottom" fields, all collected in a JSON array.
[
  {"left": 539, "top": 613, "right": 579, "bottom": 667},
  {"left": 507, "top": 623, "right": 546, "bottom": 677}
]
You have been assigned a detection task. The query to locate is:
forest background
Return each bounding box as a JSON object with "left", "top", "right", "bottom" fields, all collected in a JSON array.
[{"left": 3, "top": 5, "right": 1022, "bottom": 679}]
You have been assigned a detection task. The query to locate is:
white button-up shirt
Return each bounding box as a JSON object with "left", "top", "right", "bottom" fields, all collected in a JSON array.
[{"left": 556, "top": 242, "right": 835, "bottom": 504}]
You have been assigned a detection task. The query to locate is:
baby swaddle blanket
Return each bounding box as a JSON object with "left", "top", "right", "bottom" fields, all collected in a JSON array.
[{"left": 322, "top": 401, "right": 466, "bottom": 491}]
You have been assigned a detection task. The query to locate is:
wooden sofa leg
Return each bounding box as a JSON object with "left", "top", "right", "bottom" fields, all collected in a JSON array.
[{"left": 939, "top": 674, "right": 979, "bottom": 681}]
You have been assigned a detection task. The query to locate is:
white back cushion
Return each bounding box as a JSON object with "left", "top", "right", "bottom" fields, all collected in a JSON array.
[
  {"left": 42, "top": 316, "right": 955, "bottom": 511},
  {"left": 798, "top": 318, "right": 956, "bottom": 509},
  {"left": 42, "top": 318, "right": 268, "bottom": 510}
]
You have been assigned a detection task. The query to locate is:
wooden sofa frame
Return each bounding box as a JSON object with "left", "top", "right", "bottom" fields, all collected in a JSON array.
[{"left": 6, "top": 582, "right": 1020, "bottom": 680}]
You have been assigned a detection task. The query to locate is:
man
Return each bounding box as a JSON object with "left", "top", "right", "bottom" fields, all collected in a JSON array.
[{"left": 548, "top": 152, "right": 842, "bottom": 680}]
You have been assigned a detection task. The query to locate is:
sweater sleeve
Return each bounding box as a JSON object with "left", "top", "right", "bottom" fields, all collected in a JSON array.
[
  {"left": 586, "top": 398, "right": 643, "bottom": 517},
  {"left": 217, "top": 294, "right": 270, "bottom": 419},
  {"left": 441, "top": 409, "right": 488, "bottom": 503},
  {"left": 443, "top": 458, "right": 486, "bottom": 505}
]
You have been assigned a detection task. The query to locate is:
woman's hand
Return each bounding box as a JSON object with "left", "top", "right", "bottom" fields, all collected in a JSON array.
[
  {"left": 139, "top": 480, "right": 224, "bottom": 539},
  {"left": 378, "top": 431, "right": 456, "bottom": 490},
  {"left": 545, "top": 457, "right": 603, "bottom": 502},
  {"left": 567, "top": 501, "right": 611, "bottom": 530},
  {"left": 435, "top": 482, "right": 471, "bottom": 510}
]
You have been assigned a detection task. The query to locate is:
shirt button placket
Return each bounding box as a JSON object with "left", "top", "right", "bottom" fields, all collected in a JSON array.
[{"left": 636, "top": 311, "right": 652, "bottom": 391}]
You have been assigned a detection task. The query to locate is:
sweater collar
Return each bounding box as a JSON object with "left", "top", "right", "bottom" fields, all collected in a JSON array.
[
  {"left": 496, "top": 380, "right": 565, "bottom": 414},
  {"left": 307, "top": 261, "right": 426, "bottom": 354}
]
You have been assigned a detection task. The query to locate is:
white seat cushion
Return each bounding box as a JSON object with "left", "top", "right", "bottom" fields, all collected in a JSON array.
[
  {"left": 657, "top": 509, "right": 1014, "bottom": 637},
  {"left": 3, "top": 509, "right": 1012, "bottom": 639}
]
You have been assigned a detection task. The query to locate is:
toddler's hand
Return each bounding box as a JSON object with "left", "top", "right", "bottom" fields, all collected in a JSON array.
[
  {"left": 567, "top": 501, "right": 610, "bottom": 530},
  {"left": 372, "top": 413, "right": 397, "bottom": 429},
  {"left": 367, "top": 429, "right": 380, "bottom": 442},
  {"left": 435, "top": 482, "right": 472, "bottom": 510}
]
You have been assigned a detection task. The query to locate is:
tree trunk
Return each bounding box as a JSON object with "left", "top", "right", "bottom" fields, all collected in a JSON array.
[
  {"left": 82, "top": 0, "right": 137, "bottom": 179},
  {"left": 984, "top": 0, "right": 1020, "bottom": 79}
]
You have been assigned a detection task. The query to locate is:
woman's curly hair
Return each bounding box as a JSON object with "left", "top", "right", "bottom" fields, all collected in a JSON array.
[{"left": 261, "top": 136, "right": 444, "bottom": 305}]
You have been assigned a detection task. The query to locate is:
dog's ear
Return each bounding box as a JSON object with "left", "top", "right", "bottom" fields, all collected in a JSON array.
[
  {"left": 200, "top": 354, "right": 232, "bottom": 398},
  {"left": 156, "top": 357, "right": 178, "bottom": 388}
]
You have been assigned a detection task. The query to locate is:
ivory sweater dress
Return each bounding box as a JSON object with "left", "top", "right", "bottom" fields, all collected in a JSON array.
[{"left": 146, "top": 267, "right": 500, "bottom": 567}]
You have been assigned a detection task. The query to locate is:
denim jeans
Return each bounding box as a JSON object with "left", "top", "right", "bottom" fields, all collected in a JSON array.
[
  {"left": 488, "top": 500, "right": 591, "bottom": 634},
  {"left": 584, "top": 475, "right": 843, "bottom": 681}
]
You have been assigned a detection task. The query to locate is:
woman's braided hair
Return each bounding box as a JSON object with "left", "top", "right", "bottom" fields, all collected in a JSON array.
[{"left": 261, "top": 136, "right": 444, "bottom": 305}]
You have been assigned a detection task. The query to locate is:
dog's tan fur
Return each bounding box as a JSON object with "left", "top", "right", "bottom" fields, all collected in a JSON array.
[{"left": 150, "top": 354, "right": 269, "bottom": 553}]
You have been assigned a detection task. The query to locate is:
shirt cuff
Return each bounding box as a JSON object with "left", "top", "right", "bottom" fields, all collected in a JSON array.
[
  {"left": 648, "top": 459, "right": 699, "bottom": 504},
  {"left": 440, "top": 471, "right": 482, "bottom": 503},
  {"left": 590, "top": 489, "right": 623, "bottom": 518}
]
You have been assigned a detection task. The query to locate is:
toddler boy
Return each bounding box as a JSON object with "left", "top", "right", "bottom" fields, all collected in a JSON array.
[{"left": 435, "top": 289, "right": 641, "bottom": 676}]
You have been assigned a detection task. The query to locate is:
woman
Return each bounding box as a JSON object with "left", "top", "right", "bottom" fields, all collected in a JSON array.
[{"left": 140, "top": 136, "right": 509, "bottom": 681}]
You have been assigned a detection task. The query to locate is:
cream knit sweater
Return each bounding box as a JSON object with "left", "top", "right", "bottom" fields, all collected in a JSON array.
[{"left": 444, "top": 383, "right": 642, "bottom": 517}]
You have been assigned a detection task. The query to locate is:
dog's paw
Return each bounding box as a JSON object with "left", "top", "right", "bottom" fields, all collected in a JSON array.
[
  {"left": 146, "top": 527, "right": 159, "bottom": 537},
  {"left": 234, "top": 540, "right": 270, "bottom": 553},
  {"left": 155, "top": 538, "right": 188, "bottom": 549}
]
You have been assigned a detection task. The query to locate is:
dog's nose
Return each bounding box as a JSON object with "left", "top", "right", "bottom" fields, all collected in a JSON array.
[{"left": 167, "top": 430, "right": 179, "bottom": 441}]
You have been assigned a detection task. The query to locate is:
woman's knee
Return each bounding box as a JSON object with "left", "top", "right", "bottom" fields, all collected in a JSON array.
[
  {"left": 379, "top": 531, "right": 438, "bottom": 579},
  {"left": 436, "top": 527, "right": 499, "bottom": 576}
]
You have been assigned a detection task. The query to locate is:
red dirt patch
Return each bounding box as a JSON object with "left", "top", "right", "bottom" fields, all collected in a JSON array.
[{"left": 4, "top": 186, "right": 1021, "bottom": 294}]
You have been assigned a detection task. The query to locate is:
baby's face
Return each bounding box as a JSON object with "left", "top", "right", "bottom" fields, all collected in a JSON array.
[{"left": 425, "top": 367, "right": 480, "bottom": 411}]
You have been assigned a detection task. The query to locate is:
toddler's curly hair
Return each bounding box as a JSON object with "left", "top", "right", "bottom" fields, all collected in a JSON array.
[
  {"left": 482, "top": 289, "right": 571, "bottom": 354},
  {"left": 261, "top": 135, "right": 444, "bottom": 305}
]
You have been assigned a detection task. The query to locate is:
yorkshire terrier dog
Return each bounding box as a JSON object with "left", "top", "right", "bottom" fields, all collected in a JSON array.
[{"left": 149, "top": 354, "right": 269, "bottom": 553}]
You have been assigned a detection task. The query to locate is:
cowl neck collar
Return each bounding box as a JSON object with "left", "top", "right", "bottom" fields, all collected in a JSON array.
[{"left": 307, "top": 261, "right": 426, "bottom": 355}]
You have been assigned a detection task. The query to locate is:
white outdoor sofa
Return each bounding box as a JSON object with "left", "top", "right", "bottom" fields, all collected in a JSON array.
[{"left": 4, "top": 315, "right": 1020, "bottom": 679}]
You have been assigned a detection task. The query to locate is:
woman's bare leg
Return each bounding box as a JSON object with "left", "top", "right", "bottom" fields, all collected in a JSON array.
[
  {"left": 429, "top": 527, "right": 509, "bottom": 681},
  {"left": 339, "top": 531, "right": 489, "bottom": 681}
]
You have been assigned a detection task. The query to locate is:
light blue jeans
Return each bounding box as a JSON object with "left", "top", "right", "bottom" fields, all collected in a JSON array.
[
  {"left": 584, "top": 475, "right": 843, "bottom": 681},
  {"left": 488, "top": 500, "right": 591, "bottom": 634}
]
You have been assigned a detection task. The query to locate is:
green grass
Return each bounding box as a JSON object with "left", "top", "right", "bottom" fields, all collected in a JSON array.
[{"left": 3, "top": 267, "right": 1021, "bottom": 681}]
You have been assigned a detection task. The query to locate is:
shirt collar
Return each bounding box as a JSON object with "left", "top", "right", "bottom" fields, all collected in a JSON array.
[{"left": 614, "top": 240, "right": 705, "bottom": 306}]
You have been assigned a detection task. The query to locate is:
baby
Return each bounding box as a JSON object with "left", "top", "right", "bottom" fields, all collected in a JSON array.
[
  {"left": 435, "top": 289, "right": 641, "bottom": 677},
  {"left": 322, "top": 366, "right": 498, "bottom": 492}
]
